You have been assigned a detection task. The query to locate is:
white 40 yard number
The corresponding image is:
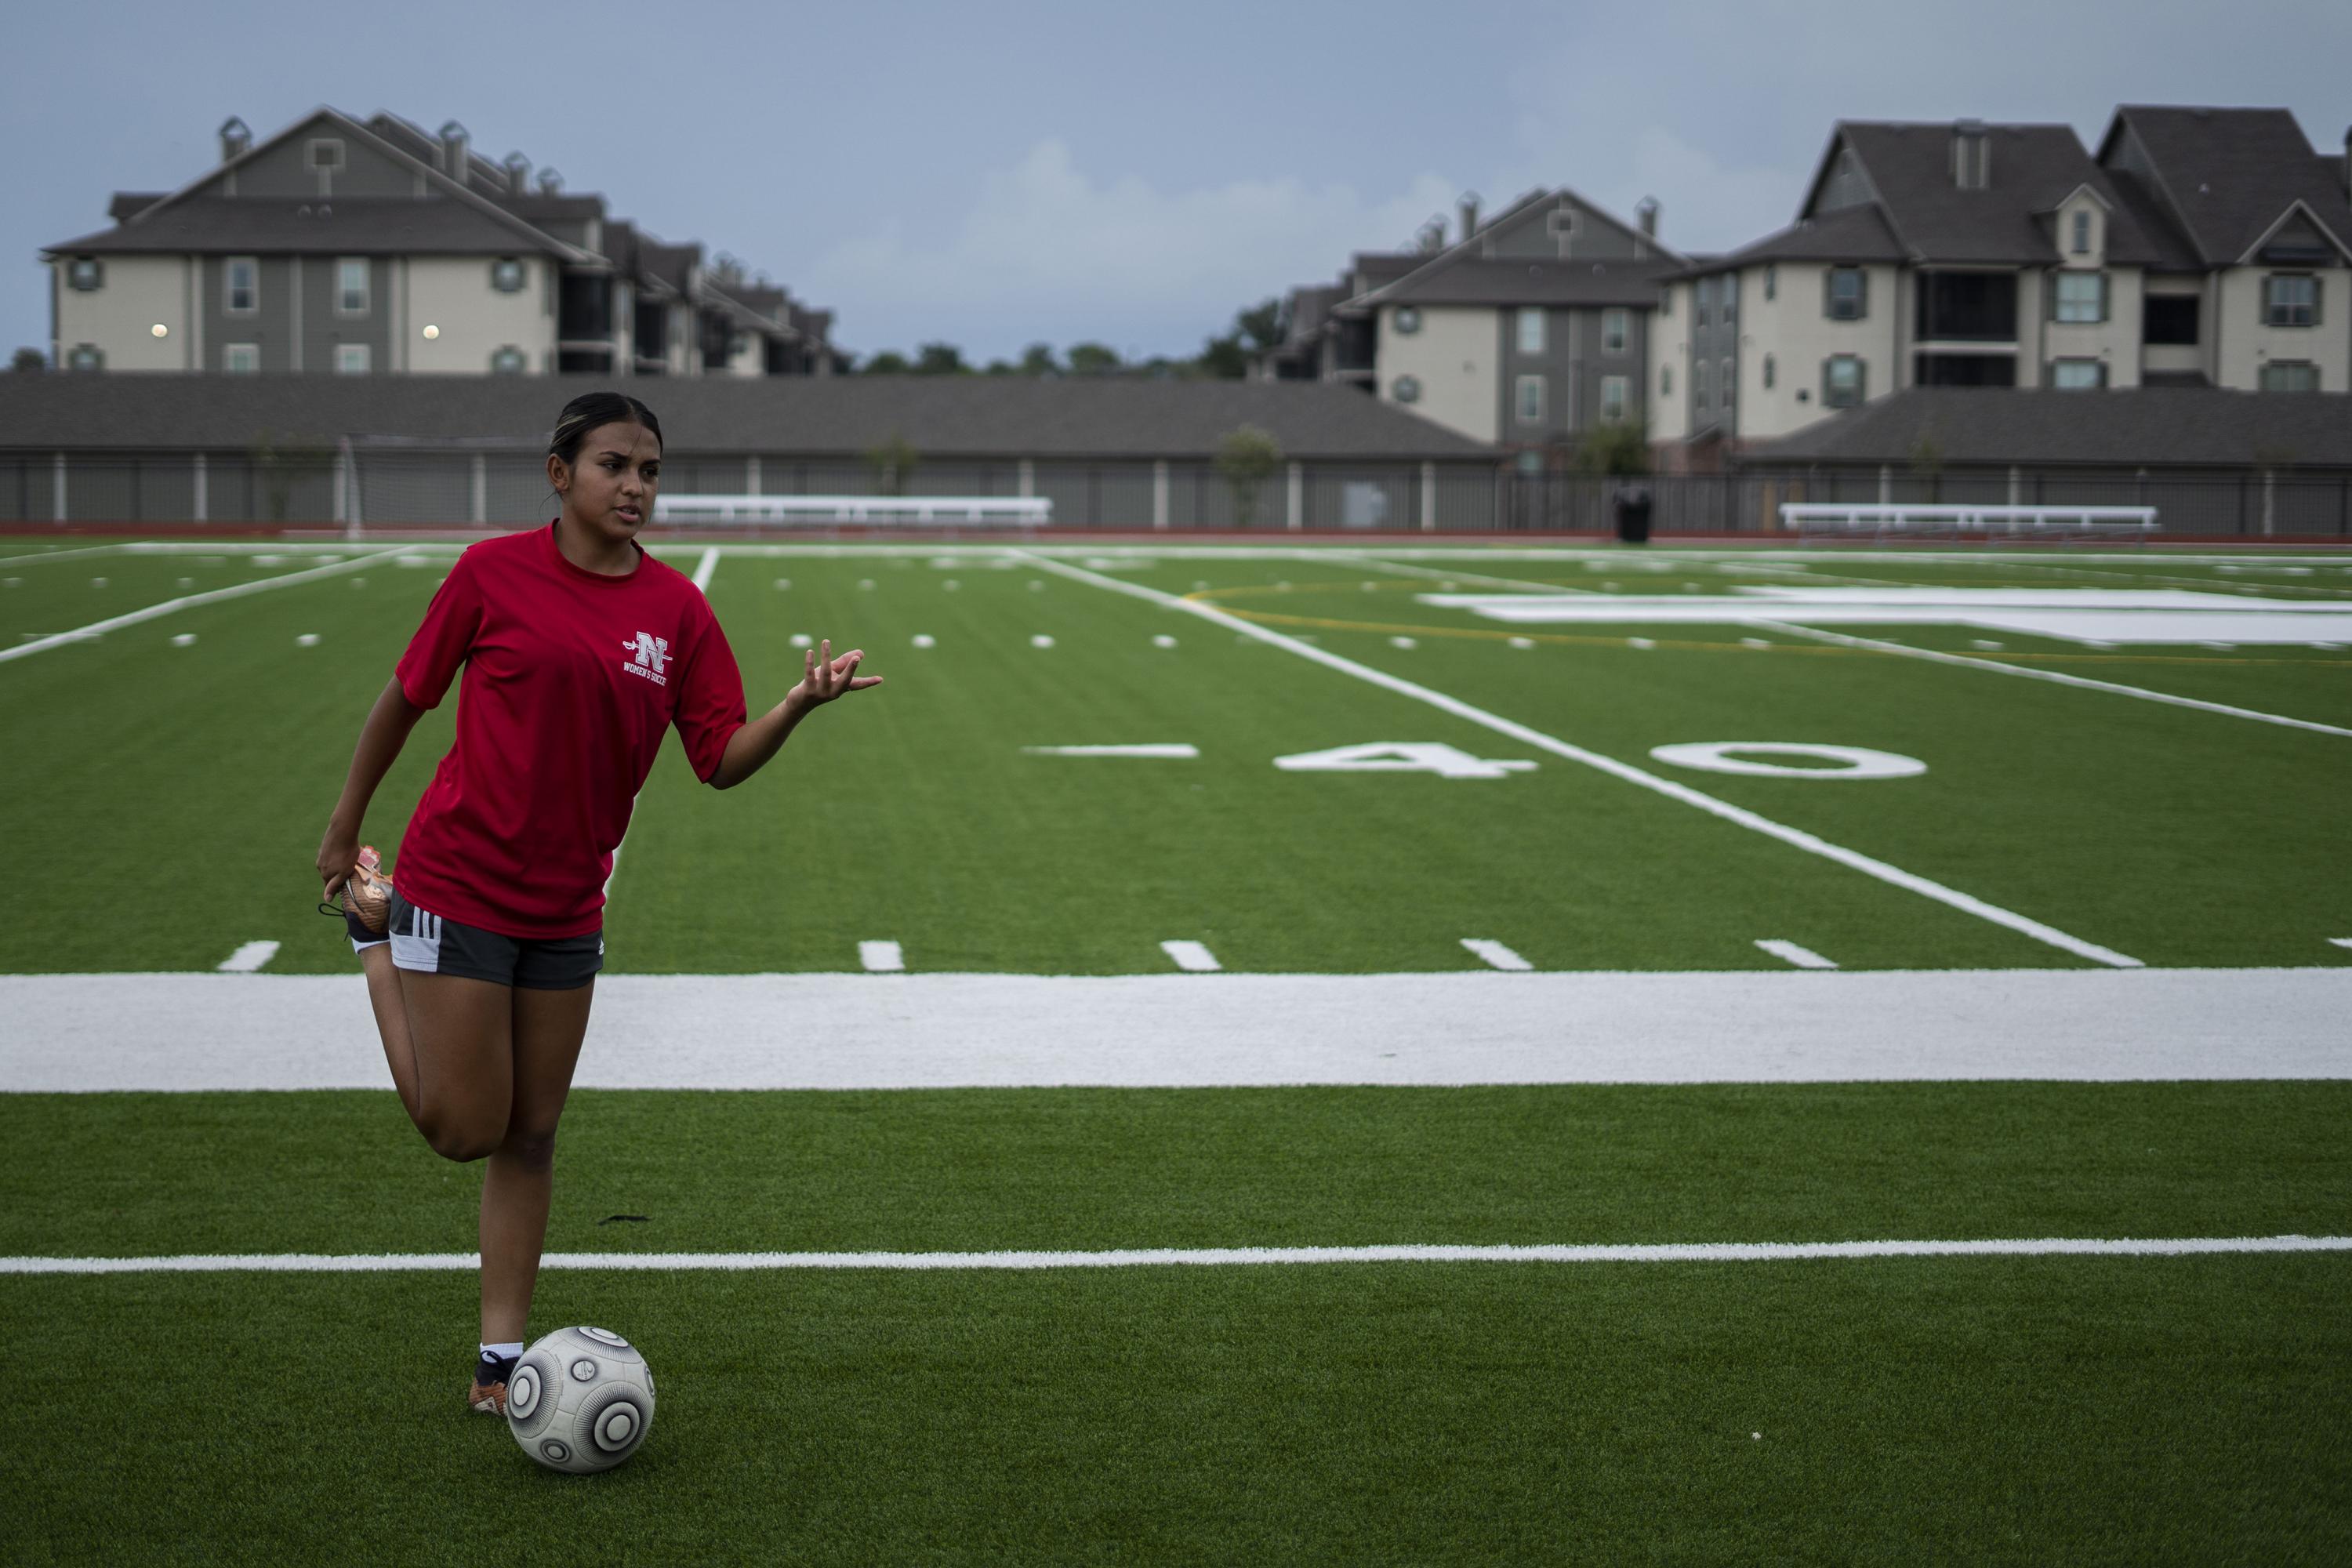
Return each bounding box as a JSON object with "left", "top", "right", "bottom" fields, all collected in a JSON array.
[{"left": 1272, "top": 742, "right": 1536, "bottom": 780}]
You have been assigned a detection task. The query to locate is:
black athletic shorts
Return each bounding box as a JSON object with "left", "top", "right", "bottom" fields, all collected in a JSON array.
[{"left": 376, "top": 887, "right": 603, "bottom": 991}]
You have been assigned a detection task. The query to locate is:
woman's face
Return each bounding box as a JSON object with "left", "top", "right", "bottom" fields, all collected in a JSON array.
[{"left": 556, "top": 420, "right": 661, "bottom": 545}]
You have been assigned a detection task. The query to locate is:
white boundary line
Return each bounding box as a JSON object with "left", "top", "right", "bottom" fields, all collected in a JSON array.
[
  {"left": 690, "top": 546, "right": 720, "bottom": 592},
  {"left": 5, "top": 1235, "right": 2345, "bottom": 1275},
  {"left": 0, "top": 547, "right": 410, "bottom": 666},
  {"left": 1746, "top": 619, "right": 2352, "bottom": 740},
  {"left": 0, "top": 542, "right": 132, "bottom": 568},
  {"left": 1019, "top": 552, "right": 2142, "bottom": 969},
  {"left": 1327, "top": 551, "right": 1598, "bottom": 595}
]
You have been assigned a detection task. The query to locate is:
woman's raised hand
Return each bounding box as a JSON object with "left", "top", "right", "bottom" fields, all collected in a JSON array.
[{"left": 793, "top": 639, "right": 884, "bottom": 708}]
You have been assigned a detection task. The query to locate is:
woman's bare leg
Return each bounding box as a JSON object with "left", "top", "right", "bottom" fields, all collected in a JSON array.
[
  {"left": 356, "top": 945, "right": 421, "bottom": 1123},
  {"left": 397, "top": 970, "right": 515, "bottom": 1160},
  {"left": 479, "top": 980, "right": 595, "bottom": 1345}
]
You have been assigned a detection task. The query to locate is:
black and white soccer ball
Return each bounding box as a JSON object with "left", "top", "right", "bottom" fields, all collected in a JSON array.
[{"left": 506, "top": 1325, "right": 655, "bottom": 1474}]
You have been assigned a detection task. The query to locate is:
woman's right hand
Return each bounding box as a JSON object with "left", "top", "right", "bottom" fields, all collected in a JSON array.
[{"left": 317, "top": 821, "right": 360, "bottom": 898}]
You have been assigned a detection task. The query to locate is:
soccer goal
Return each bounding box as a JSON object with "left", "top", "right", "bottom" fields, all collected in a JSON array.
[{"left": 1779, "top": 503, "right": 2160, "bottom": 545}]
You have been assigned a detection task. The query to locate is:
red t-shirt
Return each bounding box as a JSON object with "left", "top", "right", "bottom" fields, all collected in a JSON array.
[{"left": 391, "top": 524, "right": 745, "bottom": 938}]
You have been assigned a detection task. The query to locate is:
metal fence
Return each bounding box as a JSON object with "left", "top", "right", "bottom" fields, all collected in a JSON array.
[{"left": 7, "top": 448, "right": 2352, "bottom": 537}]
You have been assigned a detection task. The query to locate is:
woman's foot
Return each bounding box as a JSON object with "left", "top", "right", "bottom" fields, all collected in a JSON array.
[
  {"left": 469, "top": 1348, "right": 517, "bottom": 1415},
  {"left": 335, "top": 846, "right": 394, "bottom": 940}
]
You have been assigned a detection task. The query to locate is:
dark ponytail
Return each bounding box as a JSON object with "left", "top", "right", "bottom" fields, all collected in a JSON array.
[{"left": 550, "top": 390, "right": 663, "bottom": 465}]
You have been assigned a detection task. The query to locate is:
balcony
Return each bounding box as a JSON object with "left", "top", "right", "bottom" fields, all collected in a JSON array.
[{"left": 1915, "top": 272, "right": 2017, "bottom": 343}]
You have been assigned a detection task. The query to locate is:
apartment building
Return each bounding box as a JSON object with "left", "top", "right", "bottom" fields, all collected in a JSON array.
[
  {"left": 43, "top": 107, "right": 840, "bottom": 378},
  {"left": 1651, "top": 109, "right": 2352, "bottom": 459},
  {"left": 1261, "top": 189, "right": 1682, "bottom": 456}
]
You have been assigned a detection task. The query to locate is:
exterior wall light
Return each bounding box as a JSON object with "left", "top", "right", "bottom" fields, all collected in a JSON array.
[
  {"left": 151, "top": 323, "right": 169, "bottom": 338},
  {"left": 422, "top": 325, "right": 441, "bottom": 340}
]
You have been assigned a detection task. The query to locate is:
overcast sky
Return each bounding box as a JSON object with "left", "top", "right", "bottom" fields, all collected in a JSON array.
[{"left": 9, "top": 0, "right": 2349, "bottom": 365}]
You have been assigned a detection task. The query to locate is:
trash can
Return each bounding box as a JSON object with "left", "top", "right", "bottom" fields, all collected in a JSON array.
[{"left": 1613, "top": 483, "right": 1653, "bottom": 545}]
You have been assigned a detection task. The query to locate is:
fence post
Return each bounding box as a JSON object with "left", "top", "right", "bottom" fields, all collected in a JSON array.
[
  {"left": 1152, "top": 460, "right": 1169, "bottom": 531},
  {"left": 471, "top": 452, "right": 488, "bottom": 525},
  {"left": 1018, "top": 459, "right": 1035, "bottom": 499},
  {"left": 193, "top": 452, "right": 207, "bottom": 524},
  {"left": 1420, "top": 461, "right": 1436, "bottom": 532},
  {"left": 53, "top": 452, "right": 66, "bottom": 523},
  {"left": 746, "top": 455, "right": 761, "bottom": 496},
  {"left": 1286, "top": 462, "right": 1303, "bottom": 532}
]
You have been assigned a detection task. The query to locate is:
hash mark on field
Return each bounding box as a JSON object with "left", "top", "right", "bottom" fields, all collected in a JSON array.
[
  {"left": 1755, "top": 939, "right": 1837, "bottom": 970},
  {"left": 2329, "top": 938, "right": 2352, "bottom": 950},
  {"left": 216, "top": 941, "right": 280, "bottom": 974},
  {"left": 858, "top": 941, "right": 905, "bottom": 973},
  {"left": 1022, "top": 744, "right": 1200, "bottom": 758},
  {"left": 1160, "top": 940, "right": 1221, "bottom": 973},
  {"left": 0, "top": 547, "right": 406, "bottom": 667},
  {"left": 1461, "top": 939, "right": 1534, "bottom": 972}
]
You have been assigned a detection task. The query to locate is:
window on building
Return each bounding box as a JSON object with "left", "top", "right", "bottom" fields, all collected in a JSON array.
[
  {"left": 2053, "top": 271, "right": 2107, "bottom": 324},
  {"left": 1825, "top": 267, "right": 1867, "bottom": 321},
  {"left": 306, "top": 139, "right": 345, "bottom": 172},
  {"left": 223, "top": 343, "right": 258, "bottom": 374},
  {"left": 1393, "top": 306, "right": 1421, "bottom": 335},
  {"left": 1696, "top": 279, "right": 1711, "bottom": 327},
  {"left": 492, "top": 258, "right": 527, "bottom": 293},
  {"left": 1762, "top": 354, "right": 1776, "bottom": 390},
  {"left": 1516, "top": 307, "right": 1546, "bottom": 354},
  {"left": 1763, "top": 264, "right": 1777, "bottom": 301},
  {"left": 1391, "top": 375, "right": 1421, "bottom": 404},
  {"left": 1661, "top": 364, "right": 1673, "bottom": 396},
  {"left": 225, "top": 257, "right": 258, "bottom": 314},
  {"left": 1658, "top": 287, "right": 1672, "bottom": 318},
  {"left": 2143, "top": 293, "right": 2199, "bottom": 345},
  {"left": 1515, "top": 374, "right": 1545, "bottom": 422},
  {"left": 2071, "top": 210, "right": 2092, "bottom": 256},
  {"left": 2259, "top": 360, "right": 2320, "bottom": 392},
  {"left": 335, "top": 343, "right": 371, "bottom": 375},
  {"left": 1721, "top": 281, "right": 1737, "bottom": 323},
  {"left": 1823, "top": 354, "right": 1866, "bottom": 408},
  {"left": 1719, "top": 358, "right": 1735, "bottom": 405},
  {"left": 2264, "top": 274, "right": 2319, "bottom": 327},
  {"left": 490, "top": 345, "right": 528, "bottom": 375},
  {"left": 1601, "top": 308, "right": 1628, "bottom": 354},
  {"left": 1695, "top": 359, "right": 1711, "bottom": 406},
  {"left": 337, "top": 258, "right": 369, "bottom": 315},
  {"left": 67, "top": 257, "right": 103, "bottom": 292},
  {"left": 66, "top": 343, "right": 103, "bottom": 372},
  {"left": 2050, "top": 358, "right": 2106, "bottom": 389},
  {"left": 1599, "top": 376, "right": 1628, "bottom": 423}
]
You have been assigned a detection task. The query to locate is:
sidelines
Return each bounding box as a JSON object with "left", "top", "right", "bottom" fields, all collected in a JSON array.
[
  {"left": 0, "top": 542, "right": 131, "bottom": 568},
  {"left": 5, "top": 1235, "right": 2346, "bottom": 1276},
  {"left": 1747, "top": 618, "right": 2352, "bottom": 740},
  {"left": 8, "top": 967, "right": 2347, "bottom": 1090},
  {"left": 0, "top": 546, "right": 412, "bottom": 666},
  {"left": 1018, "top": 551, "right": 2143, "bottom": 969}
]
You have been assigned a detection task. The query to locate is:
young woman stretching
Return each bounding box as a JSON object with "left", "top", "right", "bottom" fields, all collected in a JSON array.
[{"left": 316, "top": 390, "right": 880, "bottom": 1414}]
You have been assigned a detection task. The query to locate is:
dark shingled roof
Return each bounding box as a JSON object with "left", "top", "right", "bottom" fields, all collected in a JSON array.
[
  {"left": 0, "top": 376, "right": 1497, "bottom": 460},
  {"left": 2099, "top": 106, "right": 2352, "bottom": 266},
  {"left": 1748, "top": 387, "right": 2352, "bottom": 469},
  {"left": 1373, "top": 256, "right": 1679, "bottom": 307},
  {"left": 44, "top": 198, "right": 569, "bottom": 256},
  {"left": 1679, "top": 205, "right": 1907, "bottom": 275},
  {"left": 1823, "top": 122, "right": 2168, "bottom": 265}
]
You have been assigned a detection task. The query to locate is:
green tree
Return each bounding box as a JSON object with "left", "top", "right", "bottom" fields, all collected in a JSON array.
[
  {"left": 1235, "top": 297, "right": 1284, "bottom": 352},
  {"left": 1196, "top": 332, "right": 1250, "bottom": 379},
  {"left": 1065, "top": 342, "right": 1122, "bottom": 376},
  {"left": 9, "top": 347, "right": 44, "bottom": 373},
  {"left": 1215, "top": 425, "right": 1284, "bottom": 528},
  {"left": 1018, "top": 343, "right": 1059, "bottom": 376},
  {"left": 1573, "top": 416, "right": 1652, "bottom": 478},
  {"left": 865, "top": 434, "right": 920, "bottom": 496},
  {"left": 913, "top": 342, "right": 968, "bottom": 376},
  {"left": 982, "top": 359, "right": 1015, "bottom": 376},
  {"left": 860, "top": 350, "right": 911, "bottom": 375}
]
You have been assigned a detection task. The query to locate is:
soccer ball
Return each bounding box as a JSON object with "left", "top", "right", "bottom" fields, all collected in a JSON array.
[{"left": 506, "top": 1326, "right": 655, "bottom": 1474}]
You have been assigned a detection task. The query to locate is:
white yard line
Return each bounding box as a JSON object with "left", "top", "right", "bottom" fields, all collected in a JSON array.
[
  {"left": 858, "top": 941, "right": 906, "bottom": 973},
  {"left": 1747, "top": 619, "right": 2352, "bottom": 740},
  {"left": 1022, "top": 744, "right": 1199, "bottom": 758},
  {"left": 0, "top": 543, "right": 131, "bottom": 568},
  {"left": 215, "top": 941, "right": 279, "bottom": 974},
  {"left": 1327, "top": 552, "right": 1598, "bottom": 594},
  {"left": 1461, "top": 939, "right": 1534, "bottom": 972},
  {"left": 5, "top": 967, "right": 2346, "bottom": 1091},
  {"left": 1019, "top": 552, "right": 2143, "bottom": 970},
  {"left": 1756, "top": 939, "right": 1837, "bottom": 971},
  {"left": 0, "top": 547, "right": 409, "bottom": 666},
  {"left": 690, "top": 547, "right": 720, "bottom": 592},
  {"left": 1160, "top": 940, "right": 1221, "bottom": 972},
  {"left": 5, "top": 1234, "right": 2345, "bottom": 1276}
]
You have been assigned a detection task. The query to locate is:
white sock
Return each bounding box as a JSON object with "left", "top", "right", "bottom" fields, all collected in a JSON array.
[{"left": 481, "top": 1341, "right": 524, "bottom": 1362}]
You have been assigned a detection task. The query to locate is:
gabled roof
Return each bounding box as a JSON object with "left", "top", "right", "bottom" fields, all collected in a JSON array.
[
  {"left": 2099, "top": 107, "right": 2352, "bottom": 267},
  {"left": 1804, "top": 122, "right": 2168, "bottom": 266},
  {"left": 1748, "top": 387, "right": 2352, "bottom": 469},
  {"left": 362, "top": 111, "right": 516, "bottom": 201},
  {"left": 41, "top": 107, "right": 599, "bottom": 265},
  {"left": 109, "top": 193, "right": 168, "bottom": 223},
  {"left": 1372, "top": 256, "right": 1679, "bottom": 307},
  {"left": 1679, "top": 203, "right": 1906, "bottom": 274},
  {"left": 45, "top": 198, "right": 569, "bottom": 257},
  {"left": 0, "top": 376, "right": 1497, "bottom": 460}
]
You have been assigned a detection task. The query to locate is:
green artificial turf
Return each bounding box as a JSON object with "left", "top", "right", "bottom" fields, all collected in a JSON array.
[
  {"left": 2, "top": 1083, "right": 2345, "bottom": 1259},
  {"left": 5, "top": 1257, "right": 2347, "bottom": 1564}
]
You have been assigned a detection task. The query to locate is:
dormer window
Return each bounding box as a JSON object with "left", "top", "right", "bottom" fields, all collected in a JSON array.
[
  {"left": 2071, "top": 211, "right": 2091, "bottom": 255},
  {"left": 1952, "top": 123, "right": 1990, "bottom": 190},
  {"left": 307, "top": 139, "right": 344, "bottom": 172}
]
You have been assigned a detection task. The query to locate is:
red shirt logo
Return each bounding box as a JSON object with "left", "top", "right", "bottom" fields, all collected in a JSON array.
[{"left": 621, "top": 631, "right": 670, "bottom": 686}]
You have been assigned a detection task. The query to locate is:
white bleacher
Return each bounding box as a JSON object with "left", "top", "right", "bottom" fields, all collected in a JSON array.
[
  {"left": 1779, "top": 503, "right": 2158, "bottom": 544},
  {"left": 653, "top": 494, "right": 1051, "bottom": 528}
]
